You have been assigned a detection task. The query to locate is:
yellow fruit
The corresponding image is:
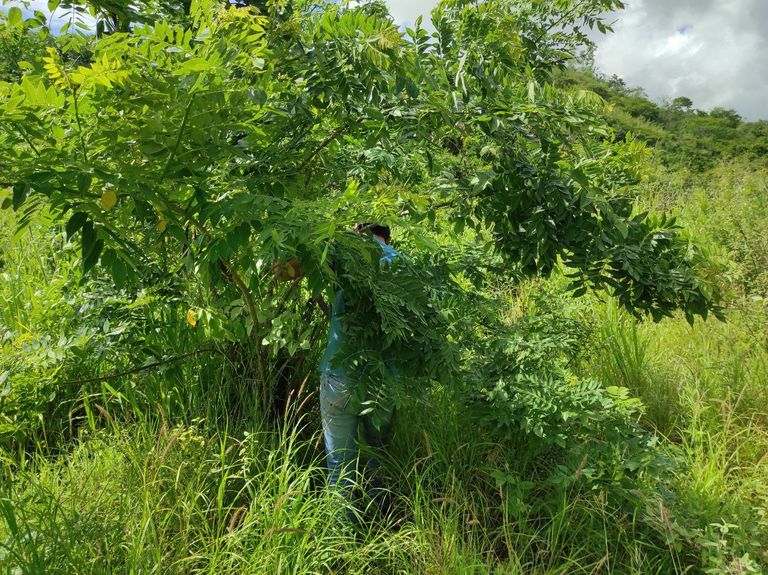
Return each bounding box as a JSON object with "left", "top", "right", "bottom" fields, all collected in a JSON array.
[
  {"left": 101, "top": 190, "right": 117, "bottom": 211},
  {"left": 186, "top": 309, "right": 197, "bottom": 327}
]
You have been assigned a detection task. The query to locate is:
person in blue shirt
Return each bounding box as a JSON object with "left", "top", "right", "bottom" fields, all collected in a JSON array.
[{"left": 318, "top": 222, "right": 400, "bottom": 513}]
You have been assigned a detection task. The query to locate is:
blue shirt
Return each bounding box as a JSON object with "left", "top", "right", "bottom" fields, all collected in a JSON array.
[{"left": 318, "top": 238, "right": 401, "bottom": 378}]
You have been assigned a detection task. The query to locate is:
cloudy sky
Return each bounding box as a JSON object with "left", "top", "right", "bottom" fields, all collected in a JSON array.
[{"left": 386, "top": 0, "right": 767, "bottom": 121}]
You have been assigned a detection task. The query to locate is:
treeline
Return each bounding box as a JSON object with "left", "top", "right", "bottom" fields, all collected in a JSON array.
[{"left": 559, "top": 68, "right": 768, "bottom": 171}]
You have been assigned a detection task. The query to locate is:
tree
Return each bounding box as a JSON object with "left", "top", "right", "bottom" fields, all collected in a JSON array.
[
  {"left": 0, "top": 0, "right": 720, "bottom": 415},
  {"left": 710, "top": 107, "right": 742, "bottom": 128},
  {"left": 607, "top": 74, "right": 627, "bottom": 93},
  {"left": 0, "top": 8, "right": 52, "bottom": 82},
  {"left": 671, "top": 96, "right": 693, "bottom": 111}
]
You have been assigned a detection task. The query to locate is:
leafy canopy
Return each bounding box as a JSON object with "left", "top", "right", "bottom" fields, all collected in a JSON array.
[{"left": 0, "top": 0, "right": 721, "bottom": 369}]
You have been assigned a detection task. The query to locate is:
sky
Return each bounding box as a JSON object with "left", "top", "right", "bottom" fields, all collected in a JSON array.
[{"left": 385, "top": 0, "right": 767, "bottom": 121}]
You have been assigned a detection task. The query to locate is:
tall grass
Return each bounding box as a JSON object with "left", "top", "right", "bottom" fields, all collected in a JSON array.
[
  {"left": 585, "top": 161, "right": 768, "bottom": 572},
  {"left": 587, "top": 297, "right": 768, "bottom": 572},
  {"left": 0, "top": 210, "right": 72, "bottom": 330},
  {"left": 593, "top": 299, "right": 680, "bottom": 435},
  {"left": 1, "top": 391, "right": 695, "bottom": 575},
  {"left": 3, "top": 163, "right": 768, "bottom": 573}
]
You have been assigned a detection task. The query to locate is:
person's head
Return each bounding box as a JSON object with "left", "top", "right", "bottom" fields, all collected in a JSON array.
[{"left": 353, "top": 222, "right": 391, "bottom": 244}]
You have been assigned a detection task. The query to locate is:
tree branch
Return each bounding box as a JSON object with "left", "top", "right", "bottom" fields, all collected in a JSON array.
[
  {"left": 57, "top": 347, "right": 225, "bottom": 386},
  {"left": 299, "top": 126, "right": 348, "bottom": 182},
  {"left": 220, "top": 258, "right": 261, "bottom": 336},
  {"left": 72, "top": 87, "right": 89, "bottom": 163},
  {"left": 162, "top": 95, "right": 195, "bottom": 180},
  {"left": 11, "top": 123, "right": 41, "bottom": 157},
  {"left": 164, "top": 201, "right": 263, "bottom": 336}
]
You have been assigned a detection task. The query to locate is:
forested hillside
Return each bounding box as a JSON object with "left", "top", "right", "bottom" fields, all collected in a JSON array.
[
  {"left": 559, "top": 68, "right": 768, "bottom": 172},
  {"left": 1, "top": 1, "right": 766, "bottom": 574}
]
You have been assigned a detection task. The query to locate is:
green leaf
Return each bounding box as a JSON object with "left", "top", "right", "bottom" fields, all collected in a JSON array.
[
  {"left": 528, "top": 81, "right": 536, "bottom": 102},
  {"left": 66, "top": 212, "right": 88, "bottom": 239},
  {"left": 570, "top": 285, "right": 588, "bottom": 298},
  {"left": 12, "top": 183, "right": 29, "bottom": 210},
  {"left": 111, "top": 257, "right": 127, "bottom": 288},
  {"left": 571, "top": 169, "right": 590, "bottom": 189},
  {"left": 167, "top": 224, "right": 187, "bottom": 244},
  {"left": 7, "top": 7, "right": 23, "bottom": 27},
  {"left": 77, "top": 173, "right": 92, "bottom": 195},
  {"left": 81, "top": 220, "right": 95, "bottom": 262},
  {"left": 83, "top": 239, "right": 104, "bottom": 274},
  {"left": 613, "top": 218, "right": 629, "bottom": 239},
  {"left": 174, "top": 58, "right": 214, "bottom": 75}
]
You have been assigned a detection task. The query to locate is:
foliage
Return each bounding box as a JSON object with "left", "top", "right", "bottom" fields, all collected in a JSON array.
[
  {"left": 586, "top": 158, "right": 768, "bottom": 572},
  {"left": 0, "top": 0, "right": 725, "bottom": 440},
  {"left": 0, "top": 414, "right": 693, "bottom": 575},
  {"left": 681, "top": 162, "right": 768, "bottom": 298},
  {"left": 463, "top": 284, "right": 671, "bottom": 491},
  {"left": 0, "top": 9, "right": 52, "bottom": 83},
  {"left": 559, "top": 68, "right": 768, "bottom": 172},
  {"left": 0, "top": 210, "right": 218, "bottom": 445},
  {"left": 0, "top": 0, "right": 719, "bottom": 347},
  {"left": 1, "top": 1, "right": 767, "bottom": 573},
  {"left": 327, "top": 233, "right": 461, "bottom": 415}
]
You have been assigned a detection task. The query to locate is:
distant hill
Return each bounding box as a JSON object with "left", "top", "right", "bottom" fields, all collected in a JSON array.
[{"left": 557, "top": 68, "right": 768, "bottom": 172}]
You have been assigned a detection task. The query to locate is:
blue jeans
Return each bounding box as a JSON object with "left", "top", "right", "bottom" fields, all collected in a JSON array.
[{"left": 319, "top": 373, "right": 395, "bottom": 496}]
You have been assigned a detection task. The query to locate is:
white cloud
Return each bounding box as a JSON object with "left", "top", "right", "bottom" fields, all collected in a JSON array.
[
  {"left": 653, "top": 30, "right": 703, "bottom": 59},
  {"left": 591, "top": 0, "right": 767, "bottom": 120},
  {"left": 386, "top": 0, "right": 438, "bottom": 28}
]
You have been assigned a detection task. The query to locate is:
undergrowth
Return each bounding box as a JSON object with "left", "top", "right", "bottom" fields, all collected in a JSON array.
[{"left": 2, "top": 161, "right": 768, "bottom": 574}]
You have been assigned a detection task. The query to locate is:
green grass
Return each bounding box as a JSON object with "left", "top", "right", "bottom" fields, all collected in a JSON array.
[
  {"left": 0, "top": 397, "right": 693, "bottom": 575},
  {"left": 3, "top": 162, "right": 768, "bottom": 574},
  {"left": 581, "top": 159, "right": 768, "bottom": 573}
]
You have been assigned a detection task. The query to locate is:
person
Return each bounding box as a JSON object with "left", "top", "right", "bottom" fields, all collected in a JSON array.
[{"left": 318, "top": 222, "right": 400, "bottom": 519}]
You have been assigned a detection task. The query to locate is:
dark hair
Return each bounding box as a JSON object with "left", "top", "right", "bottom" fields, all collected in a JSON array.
[{"left": 354, "top": 222, "right": 391, "bottom": 242}]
